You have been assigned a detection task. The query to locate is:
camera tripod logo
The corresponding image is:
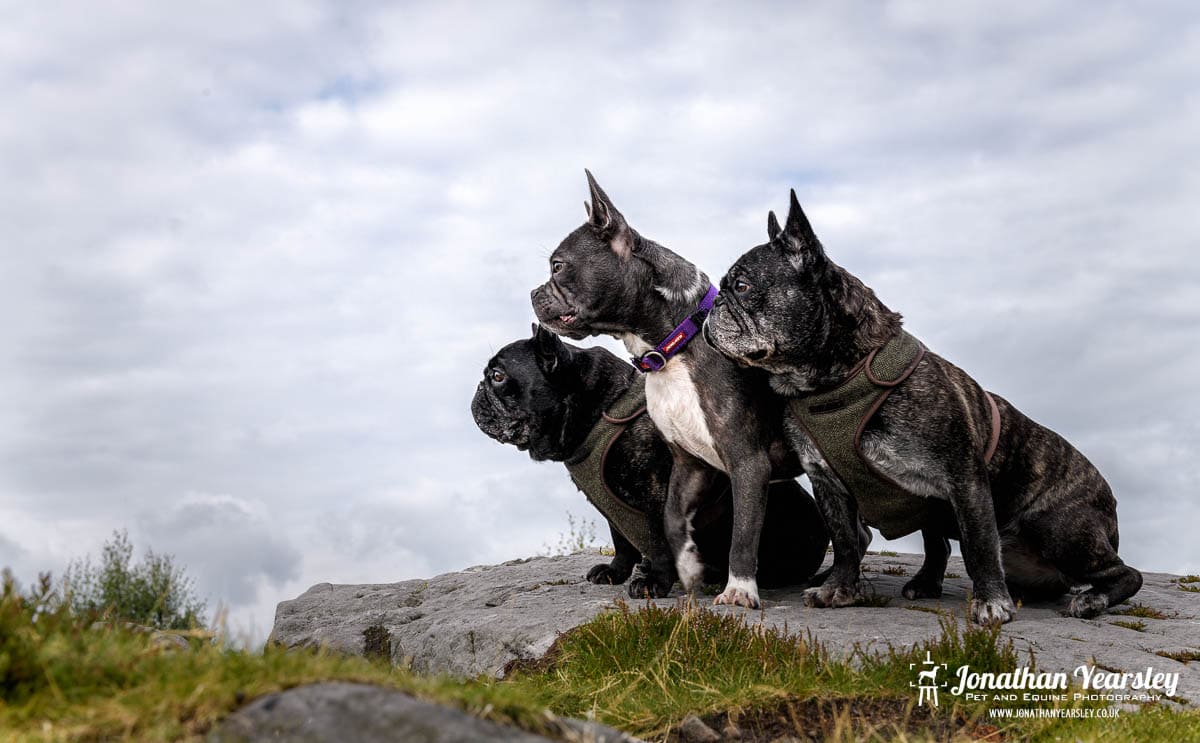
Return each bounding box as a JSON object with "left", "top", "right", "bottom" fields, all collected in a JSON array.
[{"left": 910, "top": 651, "right": 949, "bottom": 707}]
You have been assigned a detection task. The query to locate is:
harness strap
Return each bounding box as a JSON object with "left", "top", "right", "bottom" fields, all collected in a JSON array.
[
  {"left": 790, "top": 331, "right": 1005, "bottom": 539},
  {"left": 564, "top": 376, "right": 661, "bottom": 556},
  {"left": 984, "top": 392, "right": 1001, "bottom": 465}
]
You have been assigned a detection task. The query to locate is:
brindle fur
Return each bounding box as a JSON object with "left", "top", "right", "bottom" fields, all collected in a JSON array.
[
  {"left": 470, "top": 325, "right": 829, "bottom": 597},
  {"left": 705, "top": 191, "right": 1142, "bottom": 622},
  {"left": 530, "top": 172, "right": 866, "bottom": 609}
]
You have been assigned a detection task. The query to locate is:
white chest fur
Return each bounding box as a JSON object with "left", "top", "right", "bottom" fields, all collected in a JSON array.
[{"left": 643, "top": 357, "right": 727, "bottom": 472}]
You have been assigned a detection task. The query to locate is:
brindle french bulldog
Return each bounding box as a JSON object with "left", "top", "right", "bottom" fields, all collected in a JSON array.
[
  {"left": 705, "top": 191, "right": 1142, "bottom": 622},
  {"left": 470, "top": 324, "right": 829, "bottom": 598}
]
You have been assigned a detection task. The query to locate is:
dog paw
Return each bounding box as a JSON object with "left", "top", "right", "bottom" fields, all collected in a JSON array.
[
  {"left": 902, "top": 576, "right": 944, "bottom": 600},
  {"left": 586, "top": 563, "right": 631, "bottom": 586},
  {"left": 969, "top": 595, "right": 1017, "bottom": 625},
  {"left": 803, "top": 580, "right": 866, "bottom": 608},
  {"left": 627, "top": 567, "right": 673, "bottom": 599},
  {"left": 713, "top": 582, "right": 760, "bottom": 609},
  {"left": 1068, "top": 591, "right": 1109, "bottom": 619}
]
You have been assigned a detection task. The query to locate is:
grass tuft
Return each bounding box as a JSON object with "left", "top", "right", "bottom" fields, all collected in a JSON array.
[
  {"left": 1110, "top": 603, "right": 1172, "bottom": 620},
  {"left": 1155, "top": 649, "right": 1200, "bottom": 664},
  {"left": 1111, "top": 619, "right": 1148, "bottom": 632}
]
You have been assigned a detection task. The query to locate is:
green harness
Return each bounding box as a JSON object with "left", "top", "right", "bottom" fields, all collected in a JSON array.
[
  {"left": 564, "top": 376, "right": 662, "bottom": 557},
  {"left": 788, "top": 331, "right": 998, "bottom": 540}
]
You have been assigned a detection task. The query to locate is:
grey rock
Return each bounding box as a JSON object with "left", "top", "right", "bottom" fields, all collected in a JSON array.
[
  {"left": 678, "top": 713, "right": 721, "bottom": 742},
  {"left": 271, "top": 551, "right": 1200, "bottom": 703},
  {"left": 209, "top": 682, "right": 554, "bottom": 742}
]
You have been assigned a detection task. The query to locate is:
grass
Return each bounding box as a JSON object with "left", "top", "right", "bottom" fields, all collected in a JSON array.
[
  {"left": 1155, "top": 649, "right": 1200, "bottom": 664},
  {"left": 880, "top": 565, "right": 908, "bottom": 576},
  {"left": 1110, "top": 603, "right": 1172, "bottom": 620},
  {"left": 4, "top": 574, "right": 1200, "bottom": 742},
  {"left": 1110, "top": 619, "right": 1148, "bottom": 632}
]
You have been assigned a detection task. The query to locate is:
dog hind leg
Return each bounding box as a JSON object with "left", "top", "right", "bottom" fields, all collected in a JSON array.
[{"left": 664, "top": 452, "right": 721, "bottom": 594}]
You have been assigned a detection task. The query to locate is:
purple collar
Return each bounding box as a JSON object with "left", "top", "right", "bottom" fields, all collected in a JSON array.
[{"left": 632, "top": 285, "right": 719, "bottom": 372}]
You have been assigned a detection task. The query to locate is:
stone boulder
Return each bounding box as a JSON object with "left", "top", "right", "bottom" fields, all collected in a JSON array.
[
  {"left": 270, "top": 552, "right": 1200, "bottom": 703},
  {"left": 208, "top": 681, "right": 637, "bottom": 742}
]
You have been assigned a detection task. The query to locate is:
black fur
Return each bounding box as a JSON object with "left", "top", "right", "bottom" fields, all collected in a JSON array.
[
  {"left": 470, "top": 325, "right": 830, "bottom": 597},
  {"left": 706, "top": 190, "right": 1142, "bottom": 622}
]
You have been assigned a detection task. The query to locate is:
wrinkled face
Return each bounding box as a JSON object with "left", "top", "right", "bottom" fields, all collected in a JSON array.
[
  {"left": 529, "top": 225, "right": 647, "bottom": 340},
  {"left": 705, "top": 241, "right": 826, "bottom": 374},
  {"left": 469, "top": 337, "right": 571, "bottom": 461}
]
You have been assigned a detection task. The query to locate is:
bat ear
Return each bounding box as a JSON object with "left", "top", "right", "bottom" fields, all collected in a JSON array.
[
  {"left": 533, "top": 323, "right": 568, "bottom": 373},
  {"left": 767, "top": 210, "right": 781, "bottom": 241},
  {"left": 584, "top": 169, "right": 633, "bottom": 259},
  {"left": 782, "top": 189, "right": 825, "bottom": 262}
]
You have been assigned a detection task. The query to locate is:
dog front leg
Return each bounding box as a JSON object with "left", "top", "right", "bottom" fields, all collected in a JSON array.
[
  {"left": 587, "top": 523, "right": 638, "bottom": 586},
  {"left": 804, "top": 475, "right": 869, "bottom": 607},
  {"left": 951, "top": 481, "right": 1017, "bottom": 624},
  {"left": 664, "top": 450, "right": 720, "bottom": 594},
  {"left": 628, "top": 529, "right": 678, "bottom": 599},
  {"left": 902, "top": 528, "right": 951, "bottom": 599},
  {"left": 714, "top": 453, "right": 771, "bottom": 609}
]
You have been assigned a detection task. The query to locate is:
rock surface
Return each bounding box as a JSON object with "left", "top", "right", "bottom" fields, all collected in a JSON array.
[
  {"left": 209, "top": 682, "right": 555, "bottom": 742},
  {"left": 271, "top": 552, "right": 1200, "bottom": 703}
]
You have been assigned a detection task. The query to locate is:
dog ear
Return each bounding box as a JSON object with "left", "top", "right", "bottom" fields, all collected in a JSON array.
[
  {"left": 767, "top": 210, "right": 781, "bottom": 241},
  {"left": 584, "top": 169, "right": 633, "bottom": 260},
  {"left": 533, "top": 323, "right": 568, "bottom": 373},
  {"left": 782, "top": 189, "right": 825, "bottom": 262}
]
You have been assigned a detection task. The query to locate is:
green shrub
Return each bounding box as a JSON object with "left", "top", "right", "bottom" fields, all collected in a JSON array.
[{"left": 62, "top": 530, "right": 207, "bottom": 630}]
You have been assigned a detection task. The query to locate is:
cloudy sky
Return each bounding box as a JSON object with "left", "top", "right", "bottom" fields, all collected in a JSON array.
[{"left": 2, "top": 2, "right": 1197, "bottom": 639}]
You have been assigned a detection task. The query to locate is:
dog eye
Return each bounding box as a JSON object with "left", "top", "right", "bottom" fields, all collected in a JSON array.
[
  {"left": 551, "top": 260, "right": 565, "bottom": 274},
  {"left": 490, "top": 369, "right": 507, "bottom": 384},
  {"left": 733, "top": 279, "right": 751, "bottom": 294}
]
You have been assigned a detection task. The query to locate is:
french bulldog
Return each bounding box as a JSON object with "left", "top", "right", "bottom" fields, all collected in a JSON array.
[
  {"left": 704, "top": 190, "right": 1142, "bottom": 622},
  {"left": 530, "top": 172, "right": 868, "bottom": 609},
  {"left": 470, "top": 325, "right": 830, "bottom": 597}
]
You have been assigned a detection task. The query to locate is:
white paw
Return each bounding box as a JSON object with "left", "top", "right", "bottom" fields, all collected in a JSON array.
[{"left": 714, "top": 576, "right": 760, "bottom": 609}]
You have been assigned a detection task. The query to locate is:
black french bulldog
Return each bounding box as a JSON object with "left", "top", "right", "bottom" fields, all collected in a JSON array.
[
  {"left": 530, "top": 171, "right": 869, "bottom": 610},
  {"left": 705, "top": 191, "right": 1142, "bottom": 622},
  {"left": 470, "top": 325, "right": 830, "bottom": 598}
]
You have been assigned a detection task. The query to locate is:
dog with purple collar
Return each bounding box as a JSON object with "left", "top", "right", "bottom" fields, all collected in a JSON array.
[{"left": 531, "top": 171, "right": 870, "bottom": 608}]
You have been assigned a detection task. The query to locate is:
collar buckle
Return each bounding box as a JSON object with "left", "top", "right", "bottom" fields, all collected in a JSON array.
[{"left": 632, "top": 284, "right": 719, "bottom": 373}]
